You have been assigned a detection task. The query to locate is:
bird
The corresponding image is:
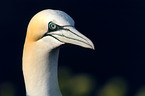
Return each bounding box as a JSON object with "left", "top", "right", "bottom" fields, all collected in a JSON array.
[{"left": 22, "top": 9, "right": 94, "bottom": 96}]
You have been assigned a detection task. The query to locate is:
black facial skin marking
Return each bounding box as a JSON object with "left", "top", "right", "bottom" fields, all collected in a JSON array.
[{"left": 42, "top": 21, "right": 73, "bottom": 37}]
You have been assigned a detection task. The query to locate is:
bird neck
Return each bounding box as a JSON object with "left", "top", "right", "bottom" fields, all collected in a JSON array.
[{"left": 23, "top": 43, "right": 62, "bottom": 96}]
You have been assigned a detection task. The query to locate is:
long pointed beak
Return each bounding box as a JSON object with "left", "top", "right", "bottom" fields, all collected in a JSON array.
[{"left": 48, "top": 26, "right": 95, "bottom": 50}]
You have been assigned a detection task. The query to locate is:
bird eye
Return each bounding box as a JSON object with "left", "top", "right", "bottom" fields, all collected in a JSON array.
[{"left": 49, "top": 22, "right": 57, "bottom": 31}]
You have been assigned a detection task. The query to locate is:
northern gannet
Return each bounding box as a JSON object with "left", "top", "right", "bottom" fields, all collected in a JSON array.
[{"left": 23, "top": 9, "right": 94, "bottom": 96}]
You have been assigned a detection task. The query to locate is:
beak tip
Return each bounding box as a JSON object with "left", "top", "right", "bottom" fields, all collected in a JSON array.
[
  {"left": 88, "top": 40, "right": 95, "bottom": 50},
  {"left": 85, "top": 42, "right": 95, "bottom": 50},
  {"left": 90, "top": 44, "right": 95, "bottom": 50},
  {"left": 92, "top": 46, "right": 95, "bottom": 50}
]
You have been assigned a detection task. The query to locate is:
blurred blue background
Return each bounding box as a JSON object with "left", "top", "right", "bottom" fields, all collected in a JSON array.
[{"left": 0, "top": 0, "right": 145, "bottom": 96}]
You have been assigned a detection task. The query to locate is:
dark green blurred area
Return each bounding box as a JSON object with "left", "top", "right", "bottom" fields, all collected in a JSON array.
[{"left": 0, "top": 67, "right": 145, "bottom": 96}]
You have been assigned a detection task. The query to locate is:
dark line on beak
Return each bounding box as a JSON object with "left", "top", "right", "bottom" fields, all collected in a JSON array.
[
  {"left": 46, "top": 34, "right": 64, "bottom": 43},
  {"left": 62, "top": 28, "right": 92, "bottom": 48},
  {"left": 50, "top": 33, "right": 93, "bottom": 48}
]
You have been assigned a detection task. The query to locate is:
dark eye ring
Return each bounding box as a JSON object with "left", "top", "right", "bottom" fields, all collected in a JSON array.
[{"left": 49, "top": 22, "right": 57, "bottom": 31}]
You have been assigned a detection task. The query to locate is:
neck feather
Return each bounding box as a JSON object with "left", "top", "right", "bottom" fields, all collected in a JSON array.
[{"left": 23, "top": 42, "right": 62, "bottom": 96}]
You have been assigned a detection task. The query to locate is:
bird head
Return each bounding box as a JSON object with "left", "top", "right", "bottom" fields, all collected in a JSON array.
[{"left": 25, "top": 9, "right": 94, "bottom": 50}]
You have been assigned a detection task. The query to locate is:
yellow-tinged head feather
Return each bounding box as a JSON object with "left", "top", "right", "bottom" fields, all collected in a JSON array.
[{"left": 25, "top": 9, "right": 74, "bottom": 42}]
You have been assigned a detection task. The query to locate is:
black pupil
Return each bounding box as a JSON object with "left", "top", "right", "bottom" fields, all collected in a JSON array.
[{"left": 51, "top": 24, "right": 56, "bottom": 29}]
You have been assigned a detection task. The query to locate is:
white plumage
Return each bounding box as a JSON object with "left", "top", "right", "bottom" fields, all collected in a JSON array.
[{"left": 23, "top": 9, "right": 94, "bottom": 96}]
